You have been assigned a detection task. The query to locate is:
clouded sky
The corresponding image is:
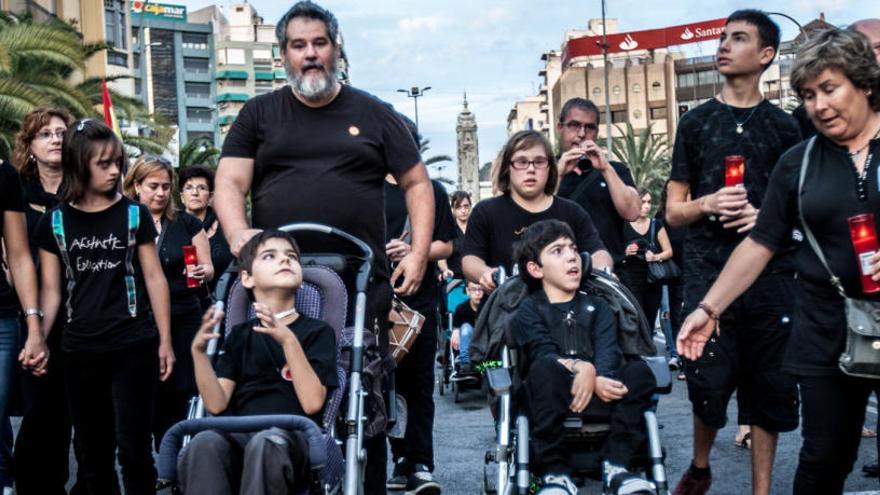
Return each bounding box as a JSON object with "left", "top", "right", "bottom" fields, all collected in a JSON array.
[{"left": 178, "top": 0, "right": 873, "bottom": 182}]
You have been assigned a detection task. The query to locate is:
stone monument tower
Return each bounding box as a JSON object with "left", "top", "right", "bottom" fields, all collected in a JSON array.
[{"left": 456, "top": 92, "right": 480, "bottom": 200}]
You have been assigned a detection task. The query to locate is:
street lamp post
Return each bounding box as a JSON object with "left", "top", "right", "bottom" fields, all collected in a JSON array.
[
  {"left": 398, "top": 86, "right": 432, "bottom": 132},
  {"left": 600, "top": 0, "right": 612, "bottom": 159}
]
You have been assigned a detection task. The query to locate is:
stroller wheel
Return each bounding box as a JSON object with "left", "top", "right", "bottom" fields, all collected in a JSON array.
[{"left": 453, "top": 379, "right": 461, "bottom": 403}]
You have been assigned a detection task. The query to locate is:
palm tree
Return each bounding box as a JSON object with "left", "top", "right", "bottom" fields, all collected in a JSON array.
[
  {"left": 420, "top": 138, "right": 455, "bottom": 188},
  {"left": 611, "top": 122, "right": 670, "bottom": 201},
  {"left": 179, "top": 136, "right": 220, "bottom": 168}
]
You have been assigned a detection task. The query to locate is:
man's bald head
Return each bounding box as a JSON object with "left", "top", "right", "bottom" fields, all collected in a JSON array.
[{"left": 852, "top": 18, "right": 880, "bottom": 63}]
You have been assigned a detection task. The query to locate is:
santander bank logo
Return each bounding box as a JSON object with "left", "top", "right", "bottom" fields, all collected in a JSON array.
[
  {"left": 681, "top": 27, "right": 695, "bottom": 40},
  {"left": 619, "top": 34, "right": 639, "bottom": 51}
]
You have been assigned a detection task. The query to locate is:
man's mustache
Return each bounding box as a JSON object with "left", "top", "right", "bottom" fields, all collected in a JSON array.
[{"left": 300, "top": 61, "right": 325, "bottom": 73}]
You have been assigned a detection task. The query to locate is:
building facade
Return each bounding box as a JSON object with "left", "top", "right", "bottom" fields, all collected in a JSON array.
[
  {"left": 131, "top": 4, "right": 219, "bottom": 146},
  {"left": 456, "top": 94, "right": 480, "bottom": 201}
]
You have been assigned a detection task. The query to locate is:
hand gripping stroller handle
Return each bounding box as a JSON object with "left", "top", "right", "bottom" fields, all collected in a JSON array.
[{"left": 157, "top": 414, "right": 327, "bottom": 482}]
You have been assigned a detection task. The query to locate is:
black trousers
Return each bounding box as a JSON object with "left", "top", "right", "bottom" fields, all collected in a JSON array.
[
  {"left": 14, "top": 331, "right": 85, "bottom": 495},
  {"left": 794, "top": 373, "right": 879, "bottom": 494},
  {"left": 619, "top": 261, "right": 663, "bottom": 328},
  {"left": 66, "top": 339, "right": 159, "bottom": 495},
  {"left": 153, "top": 309, "right": 201, "bottom": 451},
  {"left": 389, "top": 312, "right": 438, "bottom": 471},
  {"left": 667, "top": 278, "right": 684, "bottom": 347},
  {"left": 525, "top": 357, "right": 656, "bottom": 475}
]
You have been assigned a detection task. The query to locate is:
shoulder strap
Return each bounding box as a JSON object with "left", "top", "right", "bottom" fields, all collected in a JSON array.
[
  {"left": 567, "top": 169, "right": 603, "bottom": 205},
  {"left": 797, "top": 136, "right": 846, "bottom": 297},
  {"left": 649, "top": 219, "right": 657, "bottom": 251},
  {"left": 124, "top": 204, "right": 140, "bottom": 317},
  {"left": 51, "top": 208, "right": 76, "bottom": 322}
]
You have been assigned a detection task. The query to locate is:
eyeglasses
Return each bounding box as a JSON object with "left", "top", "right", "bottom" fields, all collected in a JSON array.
[
  {"left": 562, "top": 121, "right": 599, "bottom": 133},
  {"left": 35, "top": 130, "right": 66, "bottom": 142},
  {"left": 183, "top": 184, "right": 210, "bottom": 194},
  {"left": 510, "top": 157, "right": 550, "bottom": 170}
]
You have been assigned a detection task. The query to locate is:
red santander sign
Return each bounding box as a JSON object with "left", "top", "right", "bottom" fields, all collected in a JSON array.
[{"left": 562, "top": 18, "right": 727, "bottom": 67}]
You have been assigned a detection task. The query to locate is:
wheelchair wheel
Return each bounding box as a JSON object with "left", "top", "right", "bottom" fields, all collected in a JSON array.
[{"left": 453, "top": 378, "right": 461, "bottom": 403}]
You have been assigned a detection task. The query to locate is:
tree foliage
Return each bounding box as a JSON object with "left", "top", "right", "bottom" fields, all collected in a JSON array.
[{"left": 611, "top": 122, "right": 671, "bottom": 202}]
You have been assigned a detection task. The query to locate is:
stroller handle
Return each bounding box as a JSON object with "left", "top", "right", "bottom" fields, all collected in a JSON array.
[{"left": 278, "top": 222, "right": 374, "bottom": 292}]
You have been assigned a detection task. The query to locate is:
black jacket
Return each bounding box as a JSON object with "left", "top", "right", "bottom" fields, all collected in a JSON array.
[{"left": 511, "top": 290, "right": 621, "bottom": 378}]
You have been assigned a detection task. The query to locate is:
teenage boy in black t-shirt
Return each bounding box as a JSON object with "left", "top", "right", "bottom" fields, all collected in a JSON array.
[
  {"left": 510, "top": 220, "right": 656, "bottom": 495},
  {"left": 664, "top": 10, "right": 801, "bottom": 495},
  {"left": 556, "top": 98, "right": 641, "bottom": 263},
  {"left": 462, "top": 130, "right": 610, "bottom": 293},
  {"left": 180, "top": 230, "right": 338, "bottom": 494}
]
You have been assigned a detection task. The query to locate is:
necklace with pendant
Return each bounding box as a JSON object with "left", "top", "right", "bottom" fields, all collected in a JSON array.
[{"left": 719, "top": 93, "right": 763, "bottom": 134}]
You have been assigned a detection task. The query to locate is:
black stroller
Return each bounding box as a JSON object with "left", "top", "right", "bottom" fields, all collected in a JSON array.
[{"left": 156, "top": 223, "right": 376, "bottom": 494}]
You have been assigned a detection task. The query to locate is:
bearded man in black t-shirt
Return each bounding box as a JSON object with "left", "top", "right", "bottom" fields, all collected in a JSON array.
[
  {"left": 214, "top": 2, "right": 434, "bottom": 491},
  {"left": 556, "top": 98, "right": 641, "bottom": 263},
  {"left": 664, "top": 10, "right": 801, "bottom": 495}
]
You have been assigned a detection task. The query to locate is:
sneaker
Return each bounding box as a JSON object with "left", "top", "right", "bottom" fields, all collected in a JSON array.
[
  {"left": 537, "top": 473, "right": 578, "bottom": 495},
  {"left": 603, "top": 461, "right": 655, "bottom": 495},
  {"left": 672, "top": 465, "right": 711, "bottom": 495},
  {"left": 387, "top": 458, "right": 409, "bottom": 491},
  {"left": 668, "top": 356, "right": 681, "bottom": 370},
  {"left": 405, "top": 464, "right": 441, "bottom": 494}
]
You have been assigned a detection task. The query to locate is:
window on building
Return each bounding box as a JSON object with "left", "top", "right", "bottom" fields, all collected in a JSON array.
[
  {"left": 611, "top": 110, "right": 627, "bottom": 123},
  {"left": 650, "top": 107, "right": 668, "bottom": 120},
  {"left": 219, "top": 48, "right": 246, "bottom": 65},
  {"left": 185, "top": 82, "right": 211, "bottom": 99},
  {"left": 187, "top": 107, "right": 213, "bottom": 124},
  {"left": 184, "top": 57, "right": 210, "bottom": 74},
  {"left": 104, "top": 0, "right": 127, "bottom": 51},
  {"left": 133, "top": 53, "right": 140, "bottom": 70},
  {"left": 697, "top": 70, "right": 718, "bottom": 86},
  {"left": 676, "top": 72, "right": 695, "bottom": 88},
  {"left": 107, "top": 51, "right": 128, "bottom": 67},
  {"left": 219, "top": 79, "right": 247, "bottom": 88},
  {"left": 253, "top": 49, "right": 273, "bottom": 62},
  {"left": 182, "top": 33, "right": 209, "bottom": 50}
]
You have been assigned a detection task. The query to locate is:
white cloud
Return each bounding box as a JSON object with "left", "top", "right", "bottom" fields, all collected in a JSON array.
[{"left": 398, "top": 15, "right": 451, "bottom": 33}]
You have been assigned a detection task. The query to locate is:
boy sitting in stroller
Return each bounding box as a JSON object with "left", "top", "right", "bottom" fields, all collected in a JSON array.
[
  {"left": 511, "top": 220, "right": 656, "bottom": 495},
  {"left": 180, "top": 230, "right": 338, "bottom": 494}
]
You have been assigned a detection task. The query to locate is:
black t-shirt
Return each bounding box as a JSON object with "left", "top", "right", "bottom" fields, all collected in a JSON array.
[
  {"left": 158, "top": 211, "right": 205, "bottom": 314},
  {"left": 750, "top": 135, "right": 880, "bottom": 374},
  {"left": 21, "top": 175, "right": 60, "bottom": 254},
  {"left": 655, "top": 213, "right": 685, "bottom": 268},
  {"left": 214, "top": 315, "right": 338, "bottom": 421},
  {"left": 452, "top": 302, "right": 477, "bottom": 329},
  {"left": 462, "top": 195, "right": 605, "bottom": 273},
  {"left": 447, "top": 223, "right": 466, "bottom": 279},
  {"left": 203, "top": 207, "right": 234, "bottom": 286},
  {"left": 557, "top": 161, "right": 636, "bottom": 262},
  {"left": 221, "top": 85, "right": 422, "bottom": 279},
  {"left": 35, "top": 198, "right": 158, "bottom": 353},
  {"left": 0, "top": 162, "right": 26, "bottom": 318},
  {"left": 670, "top": 98, "right": 802, "bottom": 272},
  {"left": 384, "top": 180, "right": 457, "bottom": 313}
]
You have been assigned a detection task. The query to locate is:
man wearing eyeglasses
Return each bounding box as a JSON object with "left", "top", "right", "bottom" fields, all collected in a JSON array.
[{"left": 556, "top": 98, "right": 641, "bottom": 264}]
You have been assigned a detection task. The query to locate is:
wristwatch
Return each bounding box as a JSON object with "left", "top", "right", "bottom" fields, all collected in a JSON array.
[{"left": 23, "top": 308, "right": 43, "bottom": 319}]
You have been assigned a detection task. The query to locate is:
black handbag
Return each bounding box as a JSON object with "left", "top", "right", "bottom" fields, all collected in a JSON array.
[
  {"left": 646, "top": 219, "right": 681, "bottom": 284},
  {"left": 798, "top": 136, "right": 880, "bottom": 379}
]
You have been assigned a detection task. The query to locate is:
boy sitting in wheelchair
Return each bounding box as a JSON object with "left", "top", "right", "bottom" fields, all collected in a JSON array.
[
  {"left": 180, "top": 230, "right": 339, "bottom": 494},
  {"left": 511, "top": 220, "right": 656, "bottom": 495}
]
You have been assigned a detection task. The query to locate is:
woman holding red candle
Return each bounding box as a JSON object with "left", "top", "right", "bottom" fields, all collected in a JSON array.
[
  {"left": 123, "top": 156, "right": 213, "bottom": 451},
  {"left": 677, "top": 28, "right": 880, "bottom": 493}
]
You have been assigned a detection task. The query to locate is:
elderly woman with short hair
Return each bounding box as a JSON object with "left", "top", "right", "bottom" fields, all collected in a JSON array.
[{"left": 676, "top": 28, "right": 880, "bottom": 493}]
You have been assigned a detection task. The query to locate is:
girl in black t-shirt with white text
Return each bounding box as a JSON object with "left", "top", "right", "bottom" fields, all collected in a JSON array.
[{"left": 35, "top": 119, "right": 173, "bottom": 494}]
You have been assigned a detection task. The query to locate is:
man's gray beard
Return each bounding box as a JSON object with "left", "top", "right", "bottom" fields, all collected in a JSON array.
[{"left": 287, "top": 59, "right": 338, "bottom": 102}]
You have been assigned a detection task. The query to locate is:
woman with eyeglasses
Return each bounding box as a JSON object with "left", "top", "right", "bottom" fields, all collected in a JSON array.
[
  {"left": 11, "top": 107, "right": 87, "bottom": 494},
  {"left": 438, "top": 191, "right": 472, "bottom": 281},
  {"left": 178, "top": 165, "right": 233, "bottom": 300},
  {"left": 34, "top": 119, "right": 173, "bottom": 494},
  {"left": 123, "top": 156, "right": 213, "bottom": 452},
  {"left": 462, "top": 130, "right": 612, "bottom": 293}
]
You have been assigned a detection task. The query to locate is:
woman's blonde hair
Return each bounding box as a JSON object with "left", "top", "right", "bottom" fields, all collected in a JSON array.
[{"left": 123, "top": 155, "right": 177, "bottom": 221}]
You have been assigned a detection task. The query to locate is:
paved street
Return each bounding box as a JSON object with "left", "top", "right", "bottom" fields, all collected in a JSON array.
[{"left": 428, "top": 337, "right": 880, "bottom": 495}]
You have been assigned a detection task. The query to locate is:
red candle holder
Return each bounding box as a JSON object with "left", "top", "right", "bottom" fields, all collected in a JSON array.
[
  {"left": 725, "top": 155, "right": 745, "bottom": 187},
  {"left": 848, "top": 214, "right": 880, "bottom": 294},
  {"left": 183, "top": 245, "right": 200, "bottom": 288}
]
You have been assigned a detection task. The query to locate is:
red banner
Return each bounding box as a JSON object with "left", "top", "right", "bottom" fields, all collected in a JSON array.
[{"left": 562, "top": 18, "right": 727, "bottom": 67}]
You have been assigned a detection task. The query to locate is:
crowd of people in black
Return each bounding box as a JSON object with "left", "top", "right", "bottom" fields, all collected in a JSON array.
[{"left": 0, "top": 2, "right": 877, "bottom": 495}]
